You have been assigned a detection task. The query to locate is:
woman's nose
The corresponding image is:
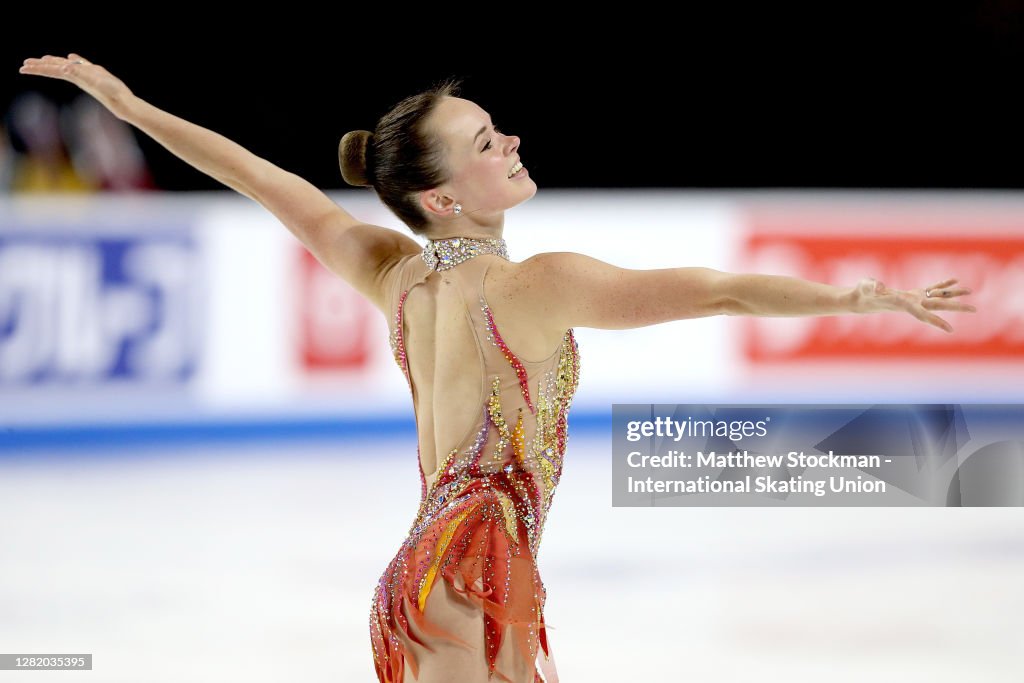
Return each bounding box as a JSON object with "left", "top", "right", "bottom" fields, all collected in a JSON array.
[{"left": 503, "top": 134, "right": 520, "bottom": 155}]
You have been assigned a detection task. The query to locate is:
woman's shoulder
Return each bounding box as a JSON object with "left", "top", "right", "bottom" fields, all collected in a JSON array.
[
  {"left": 489, "top": 250, "right": 590, "bottom": 292},
  {"left": 487, "top": 249, "right": 643, "bottom": 332},
  {"left": 327, "top": 225, "right": 422, "bottom": 316},
  {"left": 479, "top": 256, "right": 573, "bottom": 360},
  {"left": 484, "top": 251, "right": 587, "bottom": 334}
]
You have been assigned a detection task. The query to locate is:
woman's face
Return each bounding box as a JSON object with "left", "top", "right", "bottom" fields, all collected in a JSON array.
[{"left": 425, "top": 96, "right": 536, "bottom": 220}]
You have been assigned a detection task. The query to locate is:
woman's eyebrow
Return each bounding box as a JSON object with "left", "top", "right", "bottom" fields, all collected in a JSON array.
[{"left": 472, "top": 121, "right": 495, "bottom": 145}]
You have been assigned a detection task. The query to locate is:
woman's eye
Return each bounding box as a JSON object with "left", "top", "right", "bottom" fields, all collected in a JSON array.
[{"left": 482, "top": 125, "right": 502, "bottom": 152}]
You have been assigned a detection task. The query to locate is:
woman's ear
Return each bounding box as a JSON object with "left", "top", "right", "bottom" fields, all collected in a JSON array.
[{"left": 419, "top": 189, "right": 458, "bottom": 219}]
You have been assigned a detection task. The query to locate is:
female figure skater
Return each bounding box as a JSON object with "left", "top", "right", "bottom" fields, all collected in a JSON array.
[{"left": 19, "top": 54, "right": 975, "bottom": 683}]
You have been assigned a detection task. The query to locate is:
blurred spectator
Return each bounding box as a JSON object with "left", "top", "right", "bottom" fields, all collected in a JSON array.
[
  {"left": 62, "top": 94, "right": 156, "bottom": 191},
  {"left": 0, "top": 123, "right": 13, "bottom": 192},
  {"left": 6, "top": 91, "right": 93, "bottom": 193}
]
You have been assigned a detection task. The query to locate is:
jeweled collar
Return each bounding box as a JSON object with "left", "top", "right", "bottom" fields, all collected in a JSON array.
[{"left": 421, "top": 236, "right": 509, "bottom": 271}]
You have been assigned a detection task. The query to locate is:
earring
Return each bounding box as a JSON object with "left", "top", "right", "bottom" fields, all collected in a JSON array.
[{"left": 453, "top": 203, "right": 462, "bottom": 216}]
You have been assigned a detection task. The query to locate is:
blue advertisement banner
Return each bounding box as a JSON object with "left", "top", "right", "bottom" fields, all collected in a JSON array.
[{"left": 0, "top": 233, "right": 201, "bottom": 386}]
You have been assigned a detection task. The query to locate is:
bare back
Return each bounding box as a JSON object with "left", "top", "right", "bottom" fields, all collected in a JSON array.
[
  {"left": 385, "top": 252, "right": 578, "bottom": 496},
  {"left": 372, "top": 243, "right": 580, "bottom": 682}
]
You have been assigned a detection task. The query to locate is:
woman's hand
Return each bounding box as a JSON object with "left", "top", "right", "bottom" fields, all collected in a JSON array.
[
  {"left": 853, "top": 276, "right": 976, "bottom": 333},
  {"left": 19, "top": 53, "right": 133, "bottom": 120}
]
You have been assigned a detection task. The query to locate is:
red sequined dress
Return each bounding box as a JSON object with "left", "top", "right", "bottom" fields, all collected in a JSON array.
[{"left": 369, "top": 238, "right": 580, "bottom": 683}]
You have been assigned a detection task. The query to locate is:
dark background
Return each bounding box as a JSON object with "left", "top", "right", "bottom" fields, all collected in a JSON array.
[{"left": 3, "top": 6, "right": 1022, "bottom": 191}]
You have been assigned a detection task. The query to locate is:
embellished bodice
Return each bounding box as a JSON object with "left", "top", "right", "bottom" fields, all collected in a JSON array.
[
  {"left": 385, "top": 244, "right": 581, "bottom": 559},
  {"left": 370, "top": 238, "right": 577, "bottom": 683}
]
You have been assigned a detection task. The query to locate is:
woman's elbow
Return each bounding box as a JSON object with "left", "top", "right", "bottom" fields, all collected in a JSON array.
[{"left": 669, "top": 268, "right": 736, "bottom": 319}]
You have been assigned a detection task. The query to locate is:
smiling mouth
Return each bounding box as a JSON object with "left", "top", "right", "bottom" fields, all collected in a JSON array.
[{"left": 507, "top": 160, "right": 523, "bottom": 178}]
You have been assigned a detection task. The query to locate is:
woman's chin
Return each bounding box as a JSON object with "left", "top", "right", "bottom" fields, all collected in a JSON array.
[
  {"left": 518, "top": 182, "right": 539, "bottom": 204},
  {"left": 501, "top": 182, "right": 538, "bottom": 212}
]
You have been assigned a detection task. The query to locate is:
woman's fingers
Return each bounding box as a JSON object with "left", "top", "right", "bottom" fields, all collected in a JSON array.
[
  {"left": 888, "top": 290, "right": 956, "bottom": 332},
  {"left": 19, "top": 57, "right": 73, "bottom": 76},
  {"left": 915, "top": 308, "right": 954, "bottom": 333},
  {"left": 926, "top": 277, "right": 959, "bottom": 291},
  {"left": 859, "top": 276, "right": 972, "bottom": 332},
  {"left": 19, "top": 54, "right": 88, "bottom": 77},
  {"left": 926, "top": 286, "right": 972, "bottom": 298},
  {"left": 19, "top": 54, "right": 130, "bottom": 118},
  {"left": 36, "top": 55, "right": 70, "bottom": 67},
  {"left": 922, "top": 298, "right": 977, "bottom": 313},
  {"left": 921, "top": 284, "right": 971, "bottom": 298}
]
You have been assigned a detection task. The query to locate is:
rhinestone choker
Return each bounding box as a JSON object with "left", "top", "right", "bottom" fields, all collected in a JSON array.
[{"left": 421, "top": 237, "right": 509, "bottom": 271}]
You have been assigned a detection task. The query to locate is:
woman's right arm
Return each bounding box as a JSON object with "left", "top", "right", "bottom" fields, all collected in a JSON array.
[
  {"left": 511, "top": 251, "right": 974, "bottom": 334},
  {"left": 18, "top": 53, "right": 420, "bottom": 312}
]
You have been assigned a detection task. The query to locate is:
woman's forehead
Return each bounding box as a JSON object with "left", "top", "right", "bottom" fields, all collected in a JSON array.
[{"left": 432, "top": 97, "right": 490, "bottom": 142}]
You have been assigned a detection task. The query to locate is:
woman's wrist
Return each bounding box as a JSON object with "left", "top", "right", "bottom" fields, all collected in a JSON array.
[
  {"left": 844, "top": 283, "right": 866, "bottom": 314},
  {"left": 108, "top": 90, "right": 141, "bottom": 123},
  {"left": 848, "top": 278, "right": 899, "bottom": 315}
]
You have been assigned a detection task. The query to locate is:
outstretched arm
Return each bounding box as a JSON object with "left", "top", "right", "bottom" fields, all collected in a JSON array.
[
  {"left": 18, "top": 53, "right": 420, "bottom": 312},
  {"left": 516, "top": 252, "right": 975, "bottom": 334}
]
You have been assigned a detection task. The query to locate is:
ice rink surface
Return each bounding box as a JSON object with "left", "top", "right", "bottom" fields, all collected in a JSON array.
[{"left": 2, "top": 432, "right": 1023, "bottom": 682}]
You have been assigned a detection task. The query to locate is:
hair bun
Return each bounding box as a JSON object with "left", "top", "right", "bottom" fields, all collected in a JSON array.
[{"left": 338, "top": 130, "right": 374, "bottom": 187}]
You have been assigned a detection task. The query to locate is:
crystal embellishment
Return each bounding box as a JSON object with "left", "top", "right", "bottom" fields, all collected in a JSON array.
[{"left": 422, "top": 236, "right": 509, "bottom": 271}]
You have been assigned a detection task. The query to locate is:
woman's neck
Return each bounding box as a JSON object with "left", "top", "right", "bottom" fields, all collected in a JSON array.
[
  {"left": 421, "top": 234, "right": 509, "bottom": 271},
  {"left": 429, "top": 231, "right": 503, "bottom": 241},
  {"left": 428, "top": 215, "right": 504, "bottom": 242}
]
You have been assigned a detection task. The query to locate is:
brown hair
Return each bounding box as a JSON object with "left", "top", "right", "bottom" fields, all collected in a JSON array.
[{"left": 338, "top": 77, "right": 463, "bottom": 235}]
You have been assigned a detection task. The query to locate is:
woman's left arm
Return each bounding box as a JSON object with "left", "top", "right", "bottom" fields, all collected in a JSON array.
[{"left": 17, "top": 53, "right": 420, "bottom": 312}]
